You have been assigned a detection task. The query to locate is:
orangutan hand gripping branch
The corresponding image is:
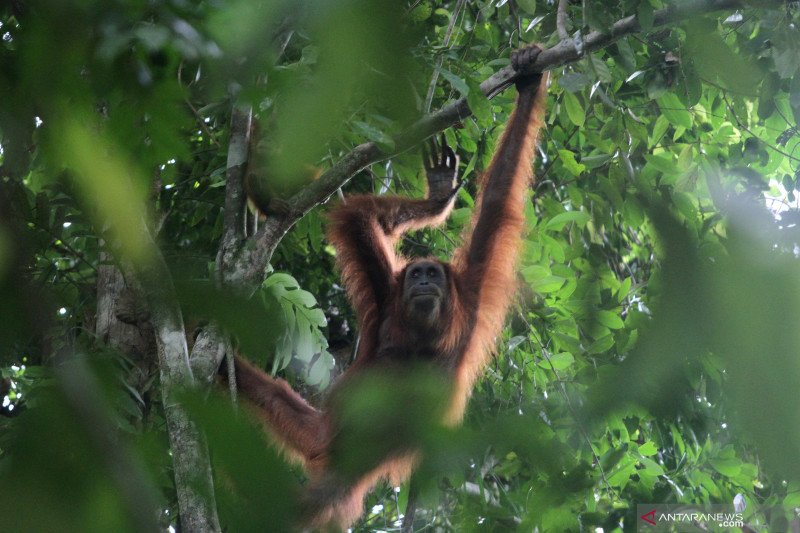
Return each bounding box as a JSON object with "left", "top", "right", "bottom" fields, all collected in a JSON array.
[{"left": 231, "top": 44, "right": 548, "bottom": 530}]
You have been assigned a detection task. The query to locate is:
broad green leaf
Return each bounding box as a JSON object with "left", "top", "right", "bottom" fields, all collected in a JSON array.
[
  {"left": 677, "top": 144, "right": 694, "bottom": 171},
  {"left": 640, "top": 457, "right": 665, "bottom": 476},
  {"left": 637, "top": 2, "right": 654, "bottom": 30},
  {"left": 541, "top": 352, "right": 574, "bottom": 371},
  {"left": 540, "top": 234, "right": 566, "bottom": 263},
  {"left": 644, "top": 153, "right": 678, "bottom": 176},
  {"left": 264, "top": 273, "right": 299, "bottom": 290},
  {"left": 607, "top": 456, "right": 636, "bottom": 488},
  {"left": 685, "top": 19, "right": 759, "bottom": 95},
  {"left": 596, "top": 310, "right": 624, "bottom": 329},
  {"left": 517, "top": 0, "right": 536, "bottom": 14},
  {"left": 657, "top": 93, "right": 693, "bottom": 129},
  {"left": 545, "top": 210, "right": 591, "bottom": 230},
  {"left": 615, "top": 39, "right": 636, "bottom": 71},
  {"left": 439, "top": 69, "right": 469, "bottom": 95},
  {"left": 758, "top": 73, "right": 780, "bottom": 120},
  {"left": 710, "top": 458, "right": 742, "bottom": 478},
  {"left": 466, "top": 78, "right": 492, "bottom": 124},
  {"left": 589, "top": 54, "right": 612, "bottom": 83},
  {"left": 638, "top": 441, "right": 658, "bottom": 456},
  {"left": 559, "top": 72, "right": 591, "bottom": 92},
  {"left": 558, "top": 149, "right": 586, "bottom": 176},
  {"left": 352, "top": 121, "right": 395, "bottom": 151},
  {"left": 409, "top": 1, "right": 432, "bottom": 21},
  {"left": 563, "top": 91, "right": 585, "bottom": 127},
  {"left": 774, "top": 47, "right": 800, "bottom": 78},
  {"left": 305, "top": 308, "right": 327, "bottom": 328},
  {"left": 522, "top": 264, "right": 550, "bottom": 282},
  {"left": 535, "top": 275, "right": 567, "bottom": 293},
  {"left": 587, "top": 334, "right": 615, "bottom": 354},
  {"left": 617, "top": 277, "right": 632, "bottom": 300}
]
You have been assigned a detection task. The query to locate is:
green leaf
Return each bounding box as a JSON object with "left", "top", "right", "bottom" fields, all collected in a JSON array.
[
  {"left": 684, "top": 19, "right": 759, "bottom": 95},
  {"left": 535, "top": 275, "right": 567, "bottom": 293},
  {"left": 774, "top": 47, "right": 800, "bottom": 79},
  {"left": 517, "top": 0, "right": 536, "bottom": 14},
  {"left": 545, "top": 210, "right": 591, "bottom": 230},
  {"left": 657, "top": 93, "right": 693, "bottom": 129},
  {"left": 677, "top": 144, "right": 694, "bottom": 171},
  {"left": 563, "top": 91, "right": 585, "bottom": 127},
  {"left": 542, "top": 352, "right": 574, "bottom": 371},
  {"left": 409, "top": 1, "right": 432, "bottom": 21},
  {"left": 589, "top": 54, "right": 612, "bottom": 83},
  {"left": 640, "top": 457, "right": 665, "bottom": 476},
  {"left": 351, "top": 121, "right": 395, "bottom": 151},
  {"left": 615, "top": 39, "right": 636, "bottom": 71},
  {"left": 305, "top": 308, "right": 328, "bottom": 328},
  {"left": 466, "top": 78, "right": 492, "bottom": 124},
  {"left": 644, "top": 153, "right": 678, "bottom": 176},
  {"left": 587, "top": 334, "right": 615, "bottom": 354},
  {"left": 606, "top": 455, "right": 636, "bottom": 488},
  {"left": 439, "top": 69, "right": 469, "bottom": 96},
  {"left": 284, "top": 288, "right": 317, "bottom": 308},
  {"left": 710, "top": 458, "right": 742, "bottom": 478},
  {"left": 617, "top": 277, "right": 632, "bottom": 301},
  {"left": 596, "top": 310, "right": 624, "bottom": 329},
  {"left": 557, "top": 149, "right": 586, "bottom": 176},
  {"left": 540, "top": 234, "right": 566, "bottom": 263},
  {"left": 264, "top": 272, "right": 300, "bottom": 290},
  {"left": 622, "top": 199, "right": 645, "bottom": 227},
  {"left": 522, "top": 264, "right": 550, "bottom": 282},
  {"left": 559, "top": 72, "right": 591, "bottom": 93},
  {"left": 637, "top": 2, "right": 654, "bottom": 31},
  {"left": 638, "top": 441, "right": 658, "bottom": 456}
]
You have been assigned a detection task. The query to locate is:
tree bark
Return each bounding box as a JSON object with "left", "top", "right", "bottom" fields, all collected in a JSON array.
[
  {"left": 95, "top": 257, "right": 157, "bottom": 395},
  {"left": 122, "top": 219, "right": 222, "bottom": 533}
]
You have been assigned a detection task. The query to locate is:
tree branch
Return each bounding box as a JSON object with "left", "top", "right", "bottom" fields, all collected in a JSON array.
[
  {"left": 557, "top": 0, "right": 570, "bottom": 41},
  {"left": 220, "top": 105, "right": 252, "bottom": 264},
  {"left": 123, "top": 217, "right": 222, "bottom": 532},
  {"left": 190, "top": 107, "right": 253, "bottom": 382}
]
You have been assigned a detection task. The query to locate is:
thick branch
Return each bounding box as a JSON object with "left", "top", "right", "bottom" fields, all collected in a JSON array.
[
  {"left": 557, "top": 0, "right": 570, "bottom": 41},
  {"left": 190, "top": 107, "right": 253, "bottom": 382},
  {"left": 219, "top": 105, "right": 252, "bottom": 268},
  {"left": 124, "top": 218, "right": 222, "bottom": 532}
]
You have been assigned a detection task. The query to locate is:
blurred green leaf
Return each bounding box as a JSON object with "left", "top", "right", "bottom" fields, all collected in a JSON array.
[{"left": 657, "top": 93, "right": 693, "bottom": 129}]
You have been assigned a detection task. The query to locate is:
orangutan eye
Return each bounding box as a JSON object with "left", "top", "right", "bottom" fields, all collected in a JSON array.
[{"left": 428, "top": 268, "right": 438, "bottom": 277}]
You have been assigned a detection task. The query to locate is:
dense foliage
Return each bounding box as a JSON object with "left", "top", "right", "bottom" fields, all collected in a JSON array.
[{"left": 2, "top": 0, "right": 800, "bottom": 531}]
